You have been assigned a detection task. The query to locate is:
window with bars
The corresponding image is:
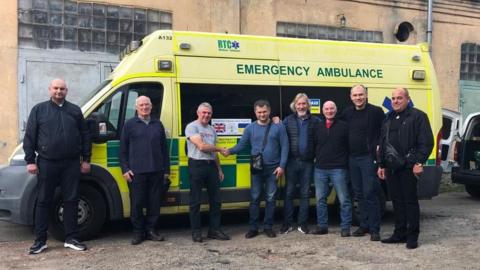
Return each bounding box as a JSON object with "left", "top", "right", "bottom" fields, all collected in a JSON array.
[
  {"left": 460, "top": 43, "right": 480, "bottom": 81},
  {"left": 18, "top": 0, "right": 173, "bottom": 54},
  {"left": 276, "top": 22, "right": 383, "bottom": 43}
]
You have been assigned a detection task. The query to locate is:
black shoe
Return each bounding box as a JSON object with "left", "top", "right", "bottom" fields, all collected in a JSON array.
[
  {"left": 146, "top": 231, "right": 165, "bottom": 242},
  {"left": 131, "top": 235, "right": 144, "bottom": 245},
  {"left": 207, "top": 230, "right": 231, "bottom": 240},
  {"left": 245, "top": 230, "right": 259, "bottom": 239},
  {"left": 311, "top": 226, "right": 328, "bottom": 235},
  {"left": 29, "top": 241, "right": 47, "bottom": 255},
  {"left": 192, "top": 233, "right": 203, "bottom": 243},
  {"left": 64, "top": 239, "right": 87, "bottom": 251},
  {"left": 352, "top": 227, "right": 369, "bottom": 237},
  {"left": 381, "top": 235, "right": 407, "bottom": 244},
  {"left": 297, "top": 224, "right": 309, "bottom": 234},
  {"left": 370, "top": 232, "right": 381, "bottom": 241},
  {"left": 264, "top": 229, "right": 277, "bottom": 238},
  {"left": 406, "top": 240, "right": 419, "bottom": 249},
  {"left": 341, "top": 229, "right": 351, "bottom": 237},
  {"left": 279, "top": 224, "right": 294, "bottom": 234}
]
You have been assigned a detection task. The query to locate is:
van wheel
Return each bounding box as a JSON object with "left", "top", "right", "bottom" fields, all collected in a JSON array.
[
  {"left": 465, "top": 185, "right": 480, "bottom": 198},
  {"left": 49, "top": 185, "right": 107, "bottom": 241}
]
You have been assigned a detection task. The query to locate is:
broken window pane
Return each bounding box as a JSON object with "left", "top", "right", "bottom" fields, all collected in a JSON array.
[
  {"left": 107, "top": 6, "right": 119, "bottom": 18},
  {"left": 107, "top": 32, "right": 118, "bottom": 44},
  {"left": 33, "top": 0, "right": 48, "bottom": 10},
  {"left": 120, "top": 7, "right": 132, "bottom": 19},
  {"left": 120, "top": 19, "right": 133, "bottom": 32},
  {"left": 65, "top": 0, "right": 77, "bottom": 13},
  {"left": 135, "top": 9, "right": 147, "bottom": 21},
  {"left": 107, "top": 18, "right": 119, "bottom": 31},
  {"left": 93, "top": 17, "right": 106, "bottom": 29},
  {"left": 33, "top": 10, "right": 48, "bottom": 24},
  {"left": 134, "top": 21, "right": 146, "bottom": 34},
  {"left": 19, "top": 10, "right": 33, "bottom": 24},
  {"left": 93, "top": 4, "right": 106, "bottom": 16},
  {"left": 64, "top": 27, "right": 77, "bottom": 41},
  {"left": 64, "top": 14, "right": 77, "bottom": 26},
  {"left": 49, "top": 0, "right": 63, "bottom": 12},
  {"left": 79, "top": 3, "right": 92, "bottom": 15},
  {"left": 78, "top": 29, "right": 91, "bottom": 42},
  {"left": 78, "top": 16, "right": 92, "bottom": 28},
  {"left": 50, "top": 27, "right": 62, "bottom": 40},
  {"left": 93, "top": 30, "right": 106, "bottom": 44},
  {"left": 50, "top": 13, "right": 62, "bottom": 25}
]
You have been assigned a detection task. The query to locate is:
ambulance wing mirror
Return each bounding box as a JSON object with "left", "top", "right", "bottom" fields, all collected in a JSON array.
[{"left": 86, "top": 112, "right": 117, "bottom": 144}]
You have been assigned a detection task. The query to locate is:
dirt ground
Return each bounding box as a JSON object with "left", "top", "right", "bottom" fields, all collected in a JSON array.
[{"left": 2, "top": 189, "right": 480, "bottom": 270}]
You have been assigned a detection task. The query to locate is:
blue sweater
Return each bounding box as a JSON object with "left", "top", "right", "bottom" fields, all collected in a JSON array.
[{"left": 229, "top": 121, "right": 289, "bottom": 168}]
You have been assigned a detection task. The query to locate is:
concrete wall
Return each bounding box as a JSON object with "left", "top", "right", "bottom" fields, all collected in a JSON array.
[{"left": 2, "top": 0, "right": 480, "bottom": 163}]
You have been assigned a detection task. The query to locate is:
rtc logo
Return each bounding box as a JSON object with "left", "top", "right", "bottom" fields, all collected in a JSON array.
[{"left": 218, "top": 40, "right": 240, "bottom": 52}]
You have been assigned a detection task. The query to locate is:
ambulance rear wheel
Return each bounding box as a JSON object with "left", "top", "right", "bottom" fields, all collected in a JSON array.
[{"left": 49, "top": 184, "right": 107, "bottom": 241}]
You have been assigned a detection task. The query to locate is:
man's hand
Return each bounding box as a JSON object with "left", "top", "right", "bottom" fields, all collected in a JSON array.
[
  {"left": 273, "top": 167, "right": 284, "bottom": 179},
  {"left": 218, "top": 170, "right": 225, "bottom": 182},
  {"left": 80, "top": 161, "right": 91, "bottom": 174},
  {"left": 123, "top": 170, "right": 134, "bottom": 182},
  {"left": 377, "top": 167, "right": 385, "bottom": 180},
  {"left": 27, "top": 164, "right": 38, "bottom": 174},
  {"left": 220, "top": 148, "right": 230, "bottom": 157},
  {"left": 413, "top": 164, "right": 423, "bottom": 178},
  {"left": 272, "top": 116, "right": 281, "bottom": 124}
]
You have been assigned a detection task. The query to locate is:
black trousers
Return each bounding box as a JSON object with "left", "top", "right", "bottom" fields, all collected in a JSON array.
[
  {"left": 386, "top": 167, "right": 420, "bottom": 241},
  {"left": 35, "top": 157, "right": 80, "bottom": 242},
  {"left": 128, "top": 171, "right": 163, "bottom": 236},
  {"left": 188, "top": 159, "right": 221, "bottom": 234}
]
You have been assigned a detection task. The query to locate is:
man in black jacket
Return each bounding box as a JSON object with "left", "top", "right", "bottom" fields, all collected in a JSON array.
[
  {"left": 280, "top": 93, "right": 321, "bottom": 235},
  {"left": 339, "top": 84, "right": 384, "bottom": 241},
  {"left": 312, "top": 101, "right": 352, "bottom": 237},
  {"left": 120, "top": 96, "right": 170, "bottom": 245},
  {"left": 377, "top": 87, "right": 434, "bottom": 249},
  {"left": 24, "top": 78, "right": 91, "bottom": 254}
]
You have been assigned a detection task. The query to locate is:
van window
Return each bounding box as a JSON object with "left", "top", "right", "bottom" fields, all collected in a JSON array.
[
  {"left": 95, "top": 90, "right": 123, "bottom": 139},
  {"left": 179, "top": 83, "right": 351, "bottom": 135},
  {"left": 442, "top": 116, "right": 453, "bottom": 140}
]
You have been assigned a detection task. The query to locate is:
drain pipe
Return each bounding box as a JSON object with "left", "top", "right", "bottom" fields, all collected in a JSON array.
[{"left": 427, "top": 0, "right": 433, "bottom": 54}]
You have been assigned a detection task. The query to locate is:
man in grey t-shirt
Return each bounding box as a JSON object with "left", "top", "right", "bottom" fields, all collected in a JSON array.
[{"left": 185, "top": 102, "right": 230, "bottom": 243}]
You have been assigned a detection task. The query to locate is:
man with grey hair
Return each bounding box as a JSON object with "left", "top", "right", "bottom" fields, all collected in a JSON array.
[
  {"left": 185, "top": 102, "right": 230, "bottom": 243},
  {"left": 120, "top": 95, "right": 170, "bottom": 245},
  {"left": 280, "top": 93, "right": 321, "bottom": 235}
]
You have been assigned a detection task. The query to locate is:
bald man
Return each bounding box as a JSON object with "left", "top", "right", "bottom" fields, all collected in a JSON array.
[
  {"left": 377, "top": 87, "right": 433, "bottom": 249},
  {"left": 120, "top": 96, "right": 170, "bottom": 245},
  {"left": 24, "top": 78, "right": 91, "bottom": 254},
  {"left": 312, "top": 101, "right": 352, "bottom": 237}
]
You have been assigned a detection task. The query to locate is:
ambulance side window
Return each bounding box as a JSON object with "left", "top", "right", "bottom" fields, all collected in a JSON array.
[
  {"left": 123, "top": 83, "right": 164, "bottom": 122},
  {"left": 95, "top": 90, "right": 123, "bottom": 139}
]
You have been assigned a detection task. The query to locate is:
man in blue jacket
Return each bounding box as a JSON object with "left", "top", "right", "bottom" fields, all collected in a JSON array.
[
  {"left": 225, "top": 100, "right": 289, "bottom": 239},
  {"left": 120, "top": 96, "right": 170, "bottom": 245}
]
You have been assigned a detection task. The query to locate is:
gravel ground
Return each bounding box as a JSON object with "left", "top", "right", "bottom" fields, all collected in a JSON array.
[{"left": 1, "top": 188, "right": 480, "bottom": 270}]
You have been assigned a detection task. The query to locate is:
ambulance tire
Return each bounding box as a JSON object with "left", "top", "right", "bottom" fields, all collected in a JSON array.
[
  {"left": 465, "top": 185, "right": 480, "bottom": 198},
  {"left": 49, "top": 184, "right": 107, "bottom": 241}
]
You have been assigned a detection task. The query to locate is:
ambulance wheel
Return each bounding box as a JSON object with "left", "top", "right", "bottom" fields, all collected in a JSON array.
[{"left": 49, "top": 184, "right": 107, "bottom": 241}]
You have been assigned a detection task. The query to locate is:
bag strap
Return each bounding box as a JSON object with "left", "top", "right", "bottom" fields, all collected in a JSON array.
[{"left": 261, "top": 121, "right": 272, "bottom": 153}]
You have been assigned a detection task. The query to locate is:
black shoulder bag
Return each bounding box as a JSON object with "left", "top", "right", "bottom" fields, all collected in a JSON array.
[
  {"left": 383, "top": 120, "right": 406, "bottom": 170},
  {"left": 250, "top": 122, "right": 272, "bottom": 174}
]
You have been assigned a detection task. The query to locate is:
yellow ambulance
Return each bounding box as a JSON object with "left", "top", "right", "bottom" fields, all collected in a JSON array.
[{"left": 0, "top": 30, "right": 443, "bottom": 240}]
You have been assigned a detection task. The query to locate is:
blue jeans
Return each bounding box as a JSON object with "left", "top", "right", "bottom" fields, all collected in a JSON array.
[
  {"left": 250, "top": 167, "right": 277, "bottom": 231},
  {"left": 314, "top": 168, "right": 352, "bottom": 230},
  {"left": 284, "top": 159, "right": 313, "bottom": 226},
  {"left": 349, "top": 155, "right": 381, "bottom": 233}
]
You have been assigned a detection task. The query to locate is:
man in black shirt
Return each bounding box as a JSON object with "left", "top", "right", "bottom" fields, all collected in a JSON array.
[
  {"left": 120, "top": 96, "right": 170, "bottom": 245},
  {"left": 377, "top": 87, "right": 434, "bottom": 249},
  {"left": 339, "top": 84, "right": 384, "bottom": 241},
  {"left": 24, "top": 78, "right": 91, "bottom": 254}
]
